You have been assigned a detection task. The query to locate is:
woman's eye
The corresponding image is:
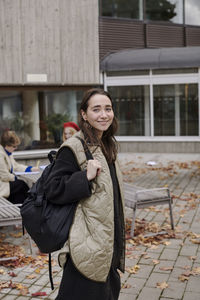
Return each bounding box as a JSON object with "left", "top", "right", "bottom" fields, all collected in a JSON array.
[{"left": 106, "top": 108, "right": 112, "bottom": 112}]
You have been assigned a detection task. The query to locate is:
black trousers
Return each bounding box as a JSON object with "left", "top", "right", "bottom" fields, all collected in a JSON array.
[
  {"left": 56, "top": 256, "right": 121, "bottom": 300},
  {"left": 8, "top": 179, "right": 29, "bottom": 204}
]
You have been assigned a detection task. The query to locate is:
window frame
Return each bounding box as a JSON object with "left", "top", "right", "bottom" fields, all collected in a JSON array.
[{"left": 103, "top": 68, "right": 200, "bottom": 139}]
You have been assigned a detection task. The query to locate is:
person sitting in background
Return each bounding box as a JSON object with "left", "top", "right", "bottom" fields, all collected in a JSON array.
[
  {"left": 62, "top": 122, "right": 80, "bottom": 141},
  {"left": 0, "top": 130, "right": 39, "bottom": 204}
]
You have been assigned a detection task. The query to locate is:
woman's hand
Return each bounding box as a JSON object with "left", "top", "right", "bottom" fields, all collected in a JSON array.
[{"left": 86, "top": 159, "right": 101, "bottom": 181}]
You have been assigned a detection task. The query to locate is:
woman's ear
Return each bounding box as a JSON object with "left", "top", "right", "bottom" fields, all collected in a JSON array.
[{"left": 81, "top": 110, "right": 87, "bottom": 121}]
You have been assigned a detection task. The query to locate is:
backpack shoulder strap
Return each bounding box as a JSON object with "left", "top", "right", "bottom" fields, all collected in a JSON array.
[
  {"left": 48, "top": 150, "right": 57, "bottom": 163},
  {"left": 76, "top": 137, "right": 93, "bottom": 160}
]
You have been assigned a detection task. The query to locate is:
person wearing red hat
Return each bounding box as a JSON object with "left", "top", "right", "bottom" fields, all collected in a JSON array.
[{"left": 62, "top": 122, "right": 80, "bottom": 141}]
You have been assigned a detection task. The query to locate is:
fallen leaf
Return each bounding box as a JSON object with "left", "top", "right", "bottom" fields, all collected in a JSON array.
[
  {"left": 182, "top": 270, "right": 192, "bottom": 277},
  {"left": 125, "top": 251, "right": 133, "bottom": 256},
  {"left": 193, "top": 267, "right": 200, "bottom": 275},
  {"left": 144, "top": 255, "right": 151, "bottom": 259},
  {"left": 162, "top": 241, "right": 171, "bottom": 246},
  {"left": 178, "top": 275, "right": 189, "bottom": 282},
  {"left": 26, "top": 274, "right": 37, "bottom": 279},
  {"left": 8, "top": 272, "right": 17, "bottom": 277},
  {"left": 190, "top": 239, "right": 200, "bottom": 244},
  {"left": 126, "top": 265, "right": 140, "bottom": 274},
  {"left": 156, "top": 281, "right": 169, "bottom": 289},
  {"left": 0, "top": 280, "right": 12, "bottom": 290},
  {"left": 122, "top": 283, "right": 131, "bottom": 289},
  {"left": 35, "top": 268, "right": 41, "bottom": 274},
  {"left": 11, "top": 282, "right": 29, "bottom": 295},
  {"left": 20, "top": 286, "right": 29, "bottom": 296},
  {"left": 32, "top": 291, "right": 47, "bottom": 297},
  {"left": 183, "top": 265, "right": 191, "bottom": 270},
  {"left": 10, "top": 232, "right": 23, "bottom": 238},
  {"left": 152, "top": 260, "right": 160, "bottom": 265}
]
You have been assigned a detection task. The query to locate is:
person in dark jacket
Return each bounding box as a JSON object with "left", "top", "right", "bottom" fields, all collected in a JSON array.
[{"left": 44, "top": 88, "right": 125, "bottom": 300}]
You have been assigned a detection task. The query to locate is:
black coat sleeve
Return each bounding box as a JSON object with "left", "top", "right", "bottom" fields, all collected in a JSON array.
[{"left": 44, "top": 146, "right": 91, "bottom": 204}]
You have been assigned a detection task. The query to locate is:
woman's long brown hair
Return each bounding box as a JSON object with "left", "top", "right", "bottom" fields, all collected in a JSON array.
[{"left": 78, "top": 88, "right": 118, "bottom": 163}]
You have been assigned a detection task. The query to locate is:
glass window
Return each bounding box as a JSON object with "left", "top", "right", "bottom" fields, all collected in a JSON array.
[
  {"left": 154, "top": 85, "right": 176, "bottom": 135},
  {"left": 101, "top": 0, "right": 186, "bottom": 24},
  {"left": 39, "top": 90, "right": 83, "bottom": 147},
  {"left": 154, "top": 84, "right": 198, "bottom": 136},
  {"left": 0, "top": 89, "right": 85, "bottom": 150},
  {"left": 145, "top": 0, "right": 183, "bottom": 23},
  {"left": 185, "top": 0, "right": 200, "bottom": 25},
  {"left": 179, "top": 84, "right": 198, "bottom": 136},
  {"left": 108, "top": 86, "right": 151, "bottom": 136},
  {"left": 0, "top": 91, "right": 23, "bottom": 146},
  {"left": 101, "top": 0, "right": 142, "bottom": 20}
]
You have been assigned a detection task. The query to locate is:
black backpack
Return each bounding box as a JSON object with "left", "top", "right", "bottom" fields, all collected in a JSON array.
[
  {"left": 20, "top": 150, "right": 76, "bottom": 254},
  {"left": 20, "top": 138, "right": 93, "bottom": 289},
  {"left": 20, "top": 150, "right": 77, "bottom": 290}
]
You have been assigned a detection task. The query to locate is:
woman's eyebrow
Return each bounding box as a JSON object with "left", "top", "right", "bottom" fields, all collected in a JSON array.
[{"left": 91, "top": 104, "right": 112, "bottom": 108}]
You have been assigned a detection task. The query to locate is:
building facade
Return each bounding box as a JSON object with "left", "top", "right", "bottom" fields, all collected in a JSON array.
[
  {"left": 100, "top": 0, "right": 200, "bottom": 152},
  {"left": 0, "top": 0, "right": 200, "bottom": 154},
  {"left": 0, "top": 0, "right": 99, "bottom": 152}
]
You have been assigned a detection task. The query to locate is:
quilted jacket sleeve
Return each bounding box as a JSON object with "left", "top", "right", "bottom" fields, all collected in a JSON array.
[
  {"left": 44, "top": 146, "right": 92, "bottom": 205},
  {"left": 0, "top": 154, "right": 15, "bottom": 182}
]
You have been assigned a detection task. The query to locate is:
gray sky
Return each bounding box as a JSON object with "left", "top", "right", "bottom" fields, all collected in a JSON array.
[{"left": 185, "top": 0, "right": 200, "bottom": 25}]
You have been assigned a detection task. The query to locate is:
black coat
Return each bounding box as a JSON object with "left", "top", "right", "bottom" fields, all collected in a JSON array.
[{"left": 44, "top": 146, "right": 91, "bottom": 204}]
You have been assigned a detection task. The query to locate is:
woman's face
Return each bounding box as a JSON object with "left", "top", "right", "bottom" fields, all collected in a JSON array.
[
  {"left": 63, "top": 127, "right": 76, "bottom": 140},
  {"left": 81, "top": 93, "right": 114, "bottom": 138},
  {"left": 5, "top": 144, "right": 18, "bottom": 153}
]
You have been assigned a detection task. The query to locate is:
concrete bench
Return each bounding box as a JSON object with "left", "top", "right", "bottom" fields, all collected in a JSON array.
[
  {"left": 124, "top": 182, "right": 174, "bottom": 237},
  {"left": 0, "top": 197, "right": 32, "bottom": 261}
]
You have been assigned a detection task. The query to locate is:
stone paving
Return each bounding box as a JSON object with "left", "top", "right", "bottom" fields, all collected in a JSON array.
[{"left": 0, "top": 153, "right": 200, "bottom": 300}]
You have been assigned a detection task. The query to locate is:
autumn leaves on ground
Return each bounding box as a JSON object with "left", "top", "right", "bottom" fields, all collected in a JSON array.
[
  {"left": 0, "top": 157, "right": 200, "bottom": 297},
  {"left": 122, "top": 157, "right": 200, "bottom": 292}
]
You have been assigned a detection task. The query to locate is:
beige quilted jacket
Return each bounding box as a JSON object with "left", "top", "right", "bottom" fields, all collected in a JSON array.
[
  {"left": 0, "top": 145, "right": 27, "bottom": 197},
  {"left": 59, "top": 132, "right": 125, "bottom": 282}
]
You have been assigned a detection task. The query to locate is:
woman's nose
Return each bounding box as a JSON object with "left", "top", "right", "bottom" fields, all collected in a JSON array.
[{"left": 100, "top": 110, "right": 107, "bottom": 117}]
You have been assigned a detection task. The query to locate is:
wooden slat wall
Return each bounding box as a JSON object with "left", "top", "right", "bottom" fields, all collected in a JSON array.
[
  {"left": 99, "top": 18, "right": 145, "bottom": 59},
  {"left": 21, "top": 0, "right": 62, "bottom": 83},
  {"left": 0, "top": 0, "right": 99, "bottom": 85},
  {"left": 146, "top": 24, "right": 184, "bottom": 48},
  {"left": 99, "top": 17, "right": 200, "bottom": 60},
  {"left": 60, "top": 0, "right": 99, "bottom": 84},
  {"left": 186, "top": 26, "right": 200, "bottom": 46}
]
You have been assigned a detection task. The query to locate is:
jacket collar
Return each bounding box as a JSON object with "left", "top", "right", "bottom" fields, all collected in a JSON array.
[{"left": 4, "top": 148, "right": 12, "bottom": 156}]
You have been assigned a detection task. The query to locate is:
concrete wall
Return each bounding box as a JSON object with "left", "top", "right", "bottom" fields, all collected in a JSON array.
[{"left": 0, "top": 0, "right": 99, "bottom": 85}]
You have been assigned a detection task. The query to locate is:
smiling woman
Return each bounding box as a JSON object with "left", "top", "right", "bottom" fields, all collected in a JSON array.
[
  {"left": 43, "top": 88, "right": 125, "bottom": 300},
  {"left": 78, "top": 88, "right": 119, "bottom": 162}
]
